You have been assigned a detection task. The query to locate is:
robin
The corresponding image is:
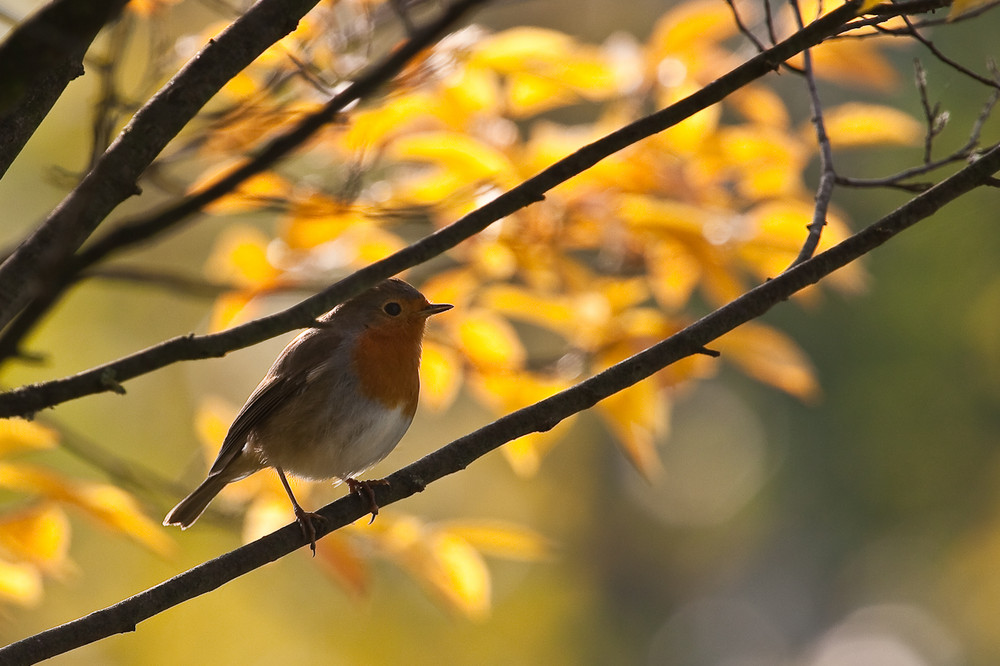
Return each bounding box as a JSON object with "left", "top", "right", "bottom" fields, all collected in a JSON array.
[{"left": 163, "top": 278, "right": 452, "bottom": 553}]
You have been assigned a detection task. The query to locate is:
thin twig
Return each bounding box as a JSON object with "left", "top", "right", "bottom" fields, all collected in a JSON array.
[
  {"left": 0, "top": 0, "right": 490, "bottom": 364},
  {"left": 3, "top": 137, "right": 1000, "bottom": 665},
  {"left": 788, "top": 0, "right": 837, "bottom": 268},
  {"left": 895, "top": 2, "right": 1000, "bottom": 90},
  {"left": 0, "top": 1, "right": 867, "bottom": 419}
]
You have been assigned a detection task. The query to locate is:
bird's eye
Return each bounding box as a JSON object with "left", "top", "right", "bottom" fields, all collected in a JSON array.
[{"left": 383, "top": 302, "right": 402, "bottom": 316}]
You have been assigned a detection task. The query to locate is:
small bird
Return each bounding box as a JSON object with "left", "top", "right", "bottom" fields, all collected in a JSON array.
[{"left": 164, "top": 278, "right": 452, "bottom": 552}]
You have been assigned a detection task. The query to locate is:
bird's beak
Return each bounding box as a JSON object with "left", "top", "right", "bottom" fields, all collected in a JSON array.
[{"left": 421, "top": 302, "right": 453, "bottom": 317}]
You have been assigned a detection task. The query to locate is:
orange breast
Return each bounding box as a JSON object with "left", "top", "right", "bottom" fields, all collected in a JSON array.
[{"left": 352, "top": 322, "right": 423, "bottom": 414}]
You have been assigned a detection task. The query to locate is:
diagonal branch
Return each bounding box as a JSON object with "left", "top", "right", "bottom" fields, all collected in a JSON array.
[
  {"left": 4, "top": 136, "right": 1000, "bottom": 666},
  {"left": 0, "top": 0, "right": 488, "bottom": 334},
  {"left": 0, "top": 0, "right": 491, "bottom": 364},
  {"left": 0, "top": 0, "right": 129, "bottom": 177},
  {"left": 0, "top": 0, "right": 866, "bottom": 419},
  {"left": 788, "top": 0, "right": 837, "bottom": 268}
]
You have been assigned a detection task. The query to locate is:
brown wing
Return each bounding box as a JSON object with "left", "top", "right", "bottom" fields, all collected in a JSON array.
[{"left": 206, "top": 326, "right": 342, "bottom": 476}]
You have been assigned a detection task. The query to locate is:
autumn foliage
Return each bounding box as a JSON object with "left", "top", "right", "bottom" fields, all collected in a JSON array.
[{"left": 1, "top": 0, "right": 998, "bottom": 657}]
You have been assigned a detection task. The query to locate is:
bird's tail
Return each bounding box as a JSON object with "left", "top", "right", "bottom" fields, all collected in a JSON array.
[{"left": 163, "top": 474, "right": 230, "bottom": 529}]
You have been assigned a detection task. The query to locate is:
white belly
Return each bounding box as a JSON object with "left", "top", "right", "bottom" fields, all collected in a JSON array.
[{"left": 259, "top": 396, "right": 413, "bottom": 482}]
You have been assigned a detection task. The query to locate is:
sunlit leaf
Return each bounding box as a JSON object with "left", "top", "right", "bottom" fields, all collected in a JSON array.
[
  {"left": 0, "top": 419, "right": 58, "bottom": 457},
  {"left": 0, "top": 463, "right": 174, "bottom": 556},
  {"left": 389, "top": 131, "right": 517, "bottom": 187},
  {"left": 344, "top": 92, "right": 443, "bottom": 150},
  {"left": 471, "top": 370, "right": 575, "bottom": 476},
  {"left": 280, "top": 197, "right": 363, "bottom": 250},
  {"left": 716, "top": 323, "right": 820, "bottom": 401},
  {"left": 208, "top": 291, "right": 256, "bottom": 332},
  {"left": 0, "top": 557, "right": 42, "bottom": 606},
  {"left": 818, "top": 103, "right": 923, "bottom": 147},
  {"left": 728, "top": 85, "right": 791, "bottom": 128},
  {"left": 618, "top": 194, "right": 711, "bottom": 237},
  {"left": 798, "top": 39, "right": 899, "bottom": 90},
  {"left": 69, "top": 485, "right": 175, "bottom": 557},
  {"left": 470, "top": 27, "right": 576, "bottom": 73},
  {"left": 649, "top": 0, "right": 738, "bottom": 56},
  {"left": 442, "top": 520, "right": 554, "bottom": 561},
  {"left": 717, "top": 126, "right": 809, "bottom": 198},
  {"left": 205, "top": 225, "right": 281, "bottom": 287},
  {"left": 0, "top": 503, "right": 71, "bottom": 573},
  {"left": 455, "top": 310, "right": 526, "bottom": 371},
  {"left": 596, "top": 375, "right": 667, "bottom": 480},
  {"left": 315, "top": 532, "right": 370, "bottom": 598},
  {"left": 372, "top": 515, "right": 491, "bottom": 619},
  {"left": 420, "top": 341, "right": 463, "bottom": 412}
]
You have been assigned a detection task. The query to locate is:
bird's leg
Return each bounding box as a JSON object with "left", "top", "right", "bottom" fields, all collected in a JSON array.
[
  {"left": 276, "top": 467, "right": 324, "bottom": 556},
  {"left": 346, "top": 477, "right": 390, "bottom": 524}
]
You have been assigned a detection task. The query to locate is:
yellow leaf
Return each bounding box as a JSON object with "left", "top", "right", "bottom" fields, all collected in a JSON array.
[
  {"left": 470, "top": 27, "right": 575, "bottom": 73},
  {"left": 189, "top": 163, "right": 291, "bottom": 215},
  {"left": 818, "top": 103, "right": 922, "bottom": 147},
  {"left": 656, "top": 83, "right": 722, "bottom": 154},
  {"left": 194, "top": 397, "right": 235, "bottom": 456},
  {"left": 315, "top": 533, "right": 370, "bottom": 599},
  {"left": 0, "top": 463, "right": 174, "bottom": 557},
  {"left": 420, "top": 341, "right": 462, "bottom": 412},
  {"left": 471, "top": 370, "right": 575, "bottom": 476},
  {"left": 596, "top": 378, "right": 667, "bottom": 480},
  {"left": 0, "top": 557, "right": 42, "bottom": 606},
  {"left": 344, "top": 92, "right": 442, "bottom": 150},
  {"left": 71, "top": 484, "right": 176, "bottom": 557},
  {"left": 649, "top": 0, "right": 738, "bottom": 56},
  {"left": 0, "top": 419, "right": 58, "bottom": 457},
  {"left": 728, "top": 85, "right": 791, "bottom": 128},
  {"left": 205, "top": 225, "right": 280, "bottom": 288},
  {"left": 372, "top": 515, "right": 491, "bottom": 619},
  {"left": 280, "top": 196, "right": 362, "bottom": 250},
  {"left": 717, "top": 126, "right": 809, "bottom": 198},
  {"left": 506, "top": 72, "right": 576, "bottom": 116},
  {"left": 716, "top": 323, "right": 820, "bottom": 401},
  {"left": 455, "top": 310, "right": 526, "bottom": 371},
  {"left": 798, "top": 39, "right": 898, "bottom": 90},
  {"left": 208, "top": 292, "right": 256, "bottom": 332},
  {"left": 648, "top": 240, "right": 702, "bottom": 311},
  {"left": 389, "top": 132, "right": 516, "bottom": 186},
  {"left": 617, "top": 194, "right": 712, "bottom": 237},
  {"left": 442, "top": 521, "right": 553, "bottom": 561},
  {"left": 0, "top": 504, "right": 70, "bottom": 573},
  {"left": 480, "top": 285, "right": 578, "bottom": 337}
]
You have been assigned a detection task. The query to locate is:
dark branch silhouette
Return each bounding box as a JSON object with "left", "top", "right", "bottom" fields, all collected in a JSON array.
[
  {"left": 3, "top": 138, "right": 999, "bottom": 664},
  {"left": 0, "top": 0, "right": 865, "bottom": 418},
  {"left": 0, "top": 0, "right": 490, "bottom": 365}
]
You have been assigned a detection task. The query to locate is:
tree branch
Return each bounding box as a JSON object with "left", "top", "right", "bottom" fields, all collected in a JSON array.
[
  {"left": 788, "top": 0, "right": 837, "bottom": 268},
  {"left": 0, "top": 0, "right": 339, "bottom": 332},
  {"left": 0, "top": 0, "right": 866, "bottom": 418},
  {"left": 0, "top": 0, "right": 490, "bottom": 366},
  {"left": 0, "top": 0, "right": 129, "bottom": 177},
  {"left": 4, "top": 136, "right": 1000, "bottom": 665}
]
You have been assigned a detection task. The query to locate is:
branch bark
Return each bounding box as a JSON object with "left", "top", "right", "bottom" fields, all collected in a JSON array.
[
  {"left": 0, "top": 0, "right": 327, "bottom": 332},
  {"left": 0, "top": 0, "right": 491, "bottom": 364},
  {"left": 0, "top": 0, "right": 129, "bottom": 177},
  {"left": 0, "top": 0, "right": 865, "bottom": 418},
  {"left": 3, "top": 137, "right": 999, "bottom": 665}
]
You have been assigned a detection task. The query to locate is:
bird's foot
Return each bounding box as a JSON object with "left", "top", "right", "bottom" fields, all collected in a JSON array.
[
  {"left": 346, "top": 478, "right": 390, "bottom": 524},
  {"left": 293, "top": 507, "right": 326, "bottom": 556}
]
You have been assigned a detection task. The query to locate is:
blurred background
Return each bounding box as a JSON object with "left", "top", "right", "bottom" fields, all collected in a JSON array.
[{"left": 2, "top": 0, "right": 1000, "bottom": 664}]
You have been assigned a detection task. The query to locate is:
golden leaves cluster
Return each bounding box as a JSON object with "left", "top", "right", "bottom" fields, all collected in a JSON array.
[
  {"left": 193, "top": 0, "right": 914, "bottom": 476},
  {"left": 0, "top": 420, "right": 171, "bottom": 606},
  {"left": 160, "top": 0, "right": 919, "bottom": 613}
]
